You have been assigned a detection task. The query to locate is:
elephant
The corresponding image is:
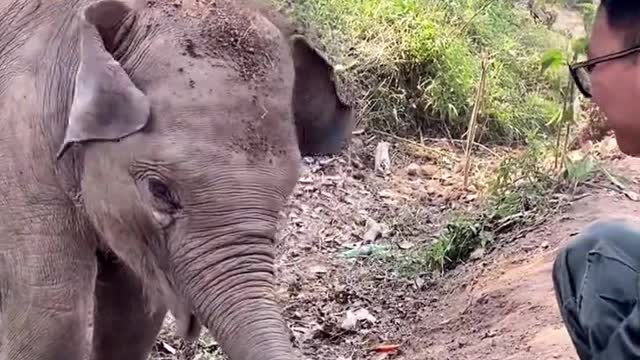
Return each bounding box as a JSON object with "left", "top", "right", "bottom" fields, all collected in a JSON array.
[{"left": 0, "top": 0, "right": 352, "bottom": 359}]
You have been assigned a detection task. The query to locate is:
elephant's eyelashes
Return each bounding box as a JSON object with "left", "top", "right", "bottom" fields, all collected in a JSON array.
[{"left": 148, "top": 178, "right": 181, "bottom": 211}]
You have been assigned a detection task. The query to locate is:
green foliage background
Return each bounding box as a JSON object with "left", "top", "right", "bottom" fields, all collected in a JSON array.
[{"left": 275, "top": 0, "right": 570, "bottom": 144}]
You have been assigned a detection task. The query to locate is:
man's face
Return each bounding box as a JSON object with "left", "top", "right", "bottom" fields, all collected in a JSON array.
[{"left": 589, "top": 11, "right": 640, "bottom": 155}]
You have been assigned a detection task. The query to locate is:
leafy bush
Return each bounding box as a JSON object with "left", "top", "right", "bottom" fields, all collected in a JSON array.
[{"left": 275, "top": 0, "right": 569, "bottom": 144}]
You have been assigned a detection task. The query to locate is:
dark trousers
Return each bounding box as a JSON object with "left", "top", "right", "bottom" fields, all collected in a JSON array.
[{"left": 553, "top": 219, "right": 640, "bottom": 359}]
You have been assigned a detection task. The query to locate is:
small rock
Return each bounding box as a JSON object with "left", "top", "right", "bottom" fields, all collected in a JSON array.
[
  {"left": 541, "top": 241, "right": 550, "bottom": 249},
  {"left": 364, "top": 218, "right": 384, "bottom": 242},
  {"left": 378, "top": 190, "right": 395, "bottom": 198},
  {"left": 470, "top": 247, "right": 485, "bottom": 260},
  {"left": 353, "top": 214, "right": 367, "bottom": 226},
  {"left": 420, "top": 164, "right": 439, "bottom": 177},
  {"left": 308, "top": 264, "right": 328, "bottom": 275},
  {"left": 406, "top": 163, "right": 420, "bottom": 176},
  {"left": 352, "top": 171, "right": 365, "bottom": 180},
  {"left": 380, "top": 223, "right": 391, "bottom": 238},
  {"left": 374, "top": 142, "right": 391, "bottom": 176},
  {"left": 399, "top": 241, "right": 414, "bottom": 250},
  {"left": 483, "top": 329, "right": 498, "bottom": 338},
  {"left": 353, "top": 308, "right": 376, "bottom": 323},
  {"left": 341, "top": 308, "right": 377, "bottom": 331},
  {"left": 340, "top": 311, "right": 358, "bottom": 331},
  {"left": 625, "top": 190, "right": 640, "bottom": 201}
]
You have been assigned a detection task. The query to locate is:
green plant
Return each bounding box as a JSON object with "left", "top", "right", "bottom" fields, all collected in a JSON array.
[
  {"left": 388, "top": 138, "right": 560, "bottom": 277},
  {"left": 564, "top": 155, "right": 596, "bottom": 188},
  {"left": 390, "top": 214, "right": 491, "bottom": 275},
  {"left": 540, "top": 35, "right": 588, "bottom": 171}
]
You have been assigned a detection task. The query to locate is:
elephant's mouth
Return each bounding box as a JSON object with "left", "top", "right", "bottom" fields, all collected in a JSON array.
[
  {"left": 176, "top": 312, "right": 202, "bottom": 342},
  {"left": 160, "top": 279, "right": 202, "bottom": 341}
]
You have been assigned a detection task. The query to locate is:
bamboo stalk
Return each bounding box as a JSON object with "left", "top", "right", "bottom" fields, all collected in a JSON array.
[
  {"left": 561, "top": 79, "right": 577, "bottom": 168},
  {"left": 463, "top": 54, "right": 490, "bottom": 187},
  {"left": 562, "top": 53, "right": 579, "bottom": 167}
]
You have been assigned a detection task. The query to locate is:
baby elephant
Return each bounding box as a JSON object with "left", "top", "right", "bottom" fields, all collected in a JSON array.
[{"left": 0, "top": 0, "right": 352, "bottom": 359}]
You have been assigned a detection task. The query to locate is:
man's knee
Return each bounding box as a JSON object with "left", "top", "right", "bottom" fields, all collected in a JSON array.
[
  {"left": 562, "top": 218, "right": 640, "bottom": 257},
  {"left": 554, "top": 218, "right": 640, "bottom": 292},
  {"left": 582, "top": 218, "right": 640, "bottom": 243}
]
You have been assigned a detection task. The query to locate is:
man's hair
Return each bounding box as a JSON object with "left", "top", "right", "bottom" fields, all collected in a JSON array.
[{"left": 600, "top": 0, "right": 640, "bottom": 46}]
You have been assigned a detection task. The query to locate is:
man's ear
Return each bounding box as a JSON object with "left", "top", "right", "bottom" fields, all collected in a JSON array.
[
  {"left": 290, "top": 35, "right": 353, "bottom": 156},
  {"left": 57, "top": 0, "right": 150, "bottom": 159}
]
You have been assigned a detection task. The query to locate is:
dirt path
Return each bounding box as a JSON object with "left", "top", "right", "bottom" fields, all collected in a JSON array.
[{"left": 411, "top": 156, "right": 640, "bottom": 360}]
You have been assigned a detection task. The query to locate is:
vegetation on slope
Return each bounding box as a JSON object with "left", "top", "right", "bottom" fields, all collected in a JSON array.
[{"left": 276, "top": 0, "right": 569, "bottom": 143}]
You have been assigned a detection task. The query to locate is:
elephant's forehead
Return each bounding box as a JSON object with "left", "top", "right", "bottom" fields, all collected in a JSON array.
[
  {"left": 135, "top": 1, "right": 298, "bottom": 163},
  {"left": 147, "top": 73, "right": 297, "bottom": 157},
  {"left": 156, "top": 0, "right": 284, "bottom": 84}
]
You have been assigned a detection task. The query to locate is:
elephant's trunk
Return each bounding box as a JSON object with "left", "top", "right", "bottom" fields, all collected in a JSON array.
[{"left": 171, "top": 230, "right": 296, "bottom": 360}]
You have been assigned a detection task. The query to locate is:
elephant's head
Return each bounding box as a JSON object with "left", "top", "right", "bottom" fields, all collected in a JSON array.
[{"left": 57, "top": 0, "right": 352, "bottom": 359}]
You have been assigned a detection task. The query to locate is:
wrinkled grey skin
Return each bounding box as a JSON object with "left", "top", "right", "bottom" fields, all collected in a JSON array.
[{"left": 0, "top": 0, "right": 352, "bottom": 359}]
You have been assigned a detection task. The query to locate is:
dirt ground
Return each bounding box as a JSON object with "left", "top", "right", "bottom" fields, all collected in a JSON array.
[
  {"left": 410, "top": 155, "right": 640, "bottom": 360},
  {"left": 150, "top": 135, "right": 640, "bottom": 360}
]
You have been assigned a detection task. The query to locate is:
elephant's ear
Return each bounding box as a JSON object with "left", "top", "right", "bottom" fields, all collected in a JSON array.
[
  {"left": 57, "top": 0, "right": 150, "bottom": 159},
  {"left": 290, "top": 35, "right": 353, "bottom": 156}
]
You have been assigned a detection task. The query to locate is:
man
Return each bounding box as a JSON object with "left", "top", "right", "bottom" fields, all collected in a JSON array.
[{"left": 554, "top": 1, "right": 640, "bottom": 359}]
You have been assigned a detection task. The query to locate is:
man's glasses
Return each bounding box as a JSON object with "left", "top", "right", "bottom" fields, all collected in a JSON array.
[{"left": 569, "top": 44, "right": 640, "bottom": 98}]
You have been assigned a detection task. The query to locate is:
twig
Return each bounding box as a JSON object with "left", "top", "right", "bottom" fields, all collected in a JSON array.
[
  {"left": 584, "top": 181, "right": 626, "bottom": 194},
  {"left": 370, "top": 129, "right": 459, "bottom": 160},
  {"left": 456, "top": 0, "right": 498, "bottom": 35},
  {"left": 421, "top": 137, "right": 499, "bottom": 156},
  {"left": 493, "top": 212, "right": 526, "bottom": 234}
]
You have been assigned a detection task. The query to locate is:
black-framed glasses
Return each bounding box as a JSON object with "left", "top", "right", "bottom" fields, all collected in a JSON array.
[{"left": 569, "top": 44, "right": 640, "bottom": 98}]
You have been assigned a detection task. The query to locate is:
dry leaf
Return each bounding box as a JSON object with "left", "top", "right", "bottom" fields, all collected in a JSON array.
[{"left": 373, "top": 344, "right": 401, "bottom": 353}]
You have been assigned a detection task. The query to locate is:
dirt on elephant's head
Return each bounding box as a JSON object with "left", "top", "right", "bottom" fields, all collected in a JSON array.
[{"left": 167, "top": 0, "right": 282, "bottom": 82}]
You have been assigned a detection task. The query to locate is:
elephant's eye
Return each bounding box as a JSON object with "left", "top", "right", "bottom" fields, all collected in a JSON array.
[{"left": 148, "top": 178, "right": 180, "bottom": 211}]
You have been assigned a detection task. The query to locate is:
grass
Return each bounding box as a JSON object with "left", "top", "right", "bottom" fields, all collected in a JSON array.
[{"left": 275, "top": 0, "right": 569, "bottom": 144}]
